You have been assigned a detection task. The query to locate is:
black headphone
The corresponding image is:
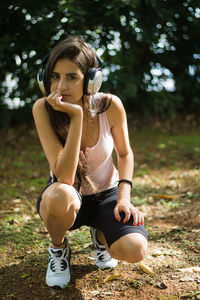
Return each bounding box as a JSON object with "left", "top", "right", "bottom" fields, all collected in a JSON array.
[{"left": 37, "top": 53, "right": 103, "bottom": 96}]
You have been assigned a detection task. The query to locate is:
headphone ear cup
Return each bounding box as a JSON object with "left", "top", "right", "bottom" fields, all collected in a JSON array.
[
  {"left": 37, "top": 67, "right": 47, "bottom": 96},
  {"left": 84, "top": 68, "right": 103, "bottom": 95},
  {"left": 37, "top": 54, "right": 49, "bottom": 96}
]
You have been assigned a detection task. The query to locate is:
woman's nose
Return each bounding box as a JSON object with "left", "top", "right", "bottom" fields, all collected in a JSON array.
[{"left": 57, "top": 78, "right": 68, "bottom": 90}]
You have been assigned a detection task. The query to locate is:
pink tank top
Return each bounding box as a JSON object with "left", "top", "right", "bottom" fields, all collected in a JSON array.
[{"left": 81, "top": 93, "right": 119, "bottom": 195}]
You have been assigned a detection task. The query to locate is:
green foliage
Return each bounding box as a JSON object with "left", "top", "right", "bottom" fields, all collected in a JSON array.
[{"left": 0, "top": 0, "right": 200, "bottom": 126}]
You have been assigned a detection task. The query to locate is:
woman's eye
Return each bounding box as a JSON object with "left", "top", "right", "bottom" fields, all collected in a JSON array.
[
  {"left": 68, "top": 75, "right": 74, "bottom": 80},
  {"left": 51, "top": 73, "right": 59, "bottom": 80}
]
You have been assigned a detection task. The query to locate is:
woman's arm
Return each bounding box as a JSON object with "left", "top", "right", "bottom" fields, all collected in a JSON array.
[
  {"left": 107, "top": 95, "right": 144, "bottom": 226},
  {"left": 32, "top": 97, "right": 83, "bottom": 185}
]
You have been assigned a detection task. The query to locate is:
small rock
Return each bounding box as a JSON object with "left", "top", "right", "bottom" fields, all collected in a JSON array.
[{"left": 156, "top": 281, "right": 168, "bottom": 289}]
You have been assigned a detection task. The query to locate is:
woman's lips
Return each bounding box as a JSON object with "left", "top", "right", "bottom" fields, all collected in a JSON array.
[{"left": 59, "top": 94, "right": 70, "bottom": 101}]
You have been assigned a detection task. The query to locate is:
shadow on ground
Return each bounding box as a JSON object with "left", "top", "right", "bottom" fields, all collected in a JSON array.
[{"left": 0, "top": 253, "right": 97, "bottom": 300}]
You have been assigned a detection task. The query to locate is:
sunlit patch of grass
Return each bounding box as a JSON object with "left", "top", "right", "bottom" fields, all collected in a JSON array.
[
  {"left": 132, "top": 129, "right": 200, "bottom": 170},
  {"left": 13, "top": 161, "right": 25, "bottom": 168},
  {"left": 144, "top": 225, "right": 158, "bottom": 241},
  {"left": 0, "top": 213, "right": 50, "bottom": 258},
  {"left": 0, "top": 245, "right": 7, "bottom": 265},
  {"left": 68, "top": 227, "right": 92, "bottom": 253},
  {"left": 186, "top": 191, "right": 199, "bottom": 200},
  {"left": 169, "top": 165, "right": 180, "bottom": 170},
  {"left": 132, "top": 184, "right": 153, "bottom": 198},
  {"left": 29, "top": 151, "right": 46, "bottom": 162},
  {"left": 1, "top": 186, "right": 21, "bottom": 200},
  {"left": 134, "top": 169, "right": 149, "bottom": 177},
  {"left": 131, "top": 196, "right": 147, "bottom": 206},
  {"left": 144, "top": 153, "right": 154, "bottom": 163},
  {"left": 25, "top": 177, "right": 48, "bottom": 191},
  {"left": 132, "top": 184, "right": 169, "bottom": 199},
  {"left": 158, "top": 199, "right": 184, "bottom": 210}
]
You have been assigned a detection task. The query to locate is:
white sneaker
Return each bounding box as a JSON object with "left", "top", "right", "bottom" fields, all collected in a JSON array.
[
  {"left": 46, "top": 238, "right": 71, "bottom": 289},
  {"left": 90, "top": 227, "right": 118, "bottom": 270}
]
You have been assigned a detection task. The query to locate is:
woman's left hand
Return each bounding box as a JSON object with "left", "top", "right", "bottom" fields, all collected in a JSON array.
[
  {"left": 45, "top": 92, "right": 83, "bottom": 118},
  {"left": 114, "top": 200, "right": 144, "bottom": 226}
]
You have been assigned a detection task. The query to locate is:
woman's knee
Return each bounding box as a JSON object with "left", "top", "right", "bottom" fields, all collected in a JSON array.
[
  {"left": 41, "top": 183, "right": 80, "bottom": 217},
  {"left": 128, "top": 238, "right": 148, "bottom": 263},
  {"left": 109, "top": 233, "right": 148, "bottom": 263}
]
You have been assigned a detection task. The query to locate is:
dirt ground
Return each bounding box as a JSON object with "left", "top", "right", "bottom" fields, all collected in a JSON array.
[{"left": 0, "top": 122, "right": 200, "bottom": 300}]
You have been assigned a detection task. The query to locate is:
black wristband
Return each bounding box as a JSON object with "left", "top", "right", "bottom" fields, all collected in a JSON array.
[{"left": 118, "top": 179, "right": 133, "bottom": 188}]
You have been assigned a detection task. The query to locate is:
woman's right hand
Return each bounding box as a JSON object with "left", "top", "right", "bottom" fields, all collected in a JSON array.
[{"left": 45, "top": 91, "right": 83, "bottom": 118}]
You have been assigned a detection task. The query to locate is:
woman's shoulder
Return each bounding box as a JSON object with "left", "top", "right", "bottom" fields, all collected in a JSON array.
[
  {"left": 33, "top": 97, "right": 46, "bottom": 110},
  {"left": 102, "top": 93, "right": 126, "bottom": 127},
  {"left": 104, "top": 93, "right": 124, "bottom": 114},
  {"left": 94, "top": 92, "right": 123, "bottom": 110},
  {"left": 32, "top": 97, "right": 47, "bottom": 115},
  {"left": 32, "top": 97, "right": 51, "bottom": 126}
]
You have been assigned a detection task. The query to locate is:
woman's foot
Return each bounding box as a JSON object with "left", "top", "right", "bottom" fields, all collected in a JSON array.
[
  {"left": 90, "top": 227, "right": 118, "bottom": 270},
  {"left": 46, "top": 237, "right": 71, "bottom": 289}
]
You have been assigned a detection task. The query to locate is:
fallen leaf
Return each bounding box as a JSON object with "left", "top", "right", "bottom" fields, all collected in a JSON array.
[
  {"left": 156, "top": 295, "right": 165, "bottom": 300},
  {"left": 88, "top": 256, "right": 94, "bottom": 261},
  {"left": 181, "top": 290, "right": 200, "bottom": 299},
  {"left": 178, "top": 266, "right": 200, "bottom": 273},
  {"left": 153, "top": 194, "right": 177, "bottom": 201},
  {"left": 147, "top": 196, "right": 154, "bottom": 204},
  {"left": 193, "top": 267, "right": 200, "bottom": 273},
  {"left": 83, "top": 243, "right": 91, "bottom": 249},
  {"left": 180, "top": 277, "right": 195, "bottom": 282},
  {"left": 29, "top": 186, "right": 36, "bottom": 192},
  {"left": 12, "top": 198, "right": 22, "bottom": 203},
  {"left": 0, "top": 210, "right": 13, "bottom": 214},
  {"left": 152, "top": 249, "right": 163, "bottom": 256},
  {"left": 138, "top": 262, "right": 154, "bottom": 274},
  {"left": 20, "top": 274, "right": 29, "bottom": 278},
  {"left": 90, "top": 291, "right": 100, "bottom": 295},
  {"left": 103, "top": 292, "right": 114, "bottom": 295},
  {"left": 104, "top": 273, "right": 120, "bottom": 282}
]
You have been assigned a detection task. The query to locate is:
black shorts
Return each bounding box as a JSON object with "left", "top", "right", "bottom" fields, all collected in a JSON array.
[{"left": 37, "top": 183, "right": 148, "bottom": 248}]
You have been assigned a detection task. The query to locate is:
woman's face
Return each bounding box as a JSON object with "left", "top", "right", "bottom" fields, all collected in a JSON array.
[{"left": 50, "top": 58, "right": 84, "bottom": 105}]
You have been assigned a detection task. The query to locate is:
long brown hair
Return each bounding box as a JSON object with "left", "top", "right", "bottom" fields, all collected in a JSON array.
[{"left": 44, "top": 36, "right": 111, "bottom": 193}]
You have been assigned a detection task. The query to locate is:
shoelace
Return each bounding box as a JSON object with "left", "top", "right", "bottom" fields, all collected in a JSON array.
[
  {"left": 95, "top": 249, "right": 112, "bottom": 262},
  {"left": 50, "top": 248, "right": 68, "bottom": 273}
]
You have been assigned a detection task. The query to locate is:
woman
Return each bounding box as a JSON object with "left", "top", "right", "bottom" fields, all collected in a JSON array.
[{"left": 33, "top": 35, "right": 148, "bottom": 289}]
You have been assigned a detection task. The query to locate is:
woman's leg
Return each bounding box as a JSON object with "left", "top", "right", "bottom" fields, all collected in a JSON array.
[
  {"left": 40, "top": 182, "right": 81, "bottom": 248},
  {"left": 97, "top": 231, "right": 148, "bottom": 263},
  {"left": 91, "top": 188, "right": 148, "bottom": 264},
  {"left": 108, "top": 233, "right": 148, "bottom": 263}
]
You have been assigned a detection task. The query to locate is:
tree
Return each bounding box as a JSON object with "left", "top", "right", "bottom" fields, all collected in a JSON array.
[{"left": 0, "top": 0, "right": 200, "bottom": 126}]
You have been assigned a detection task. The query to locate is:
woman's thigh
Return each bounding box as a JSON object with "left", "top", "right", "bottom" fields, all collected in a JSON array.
[{"left": 91, "top": 192, "right": 148, "bottom": 249}]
